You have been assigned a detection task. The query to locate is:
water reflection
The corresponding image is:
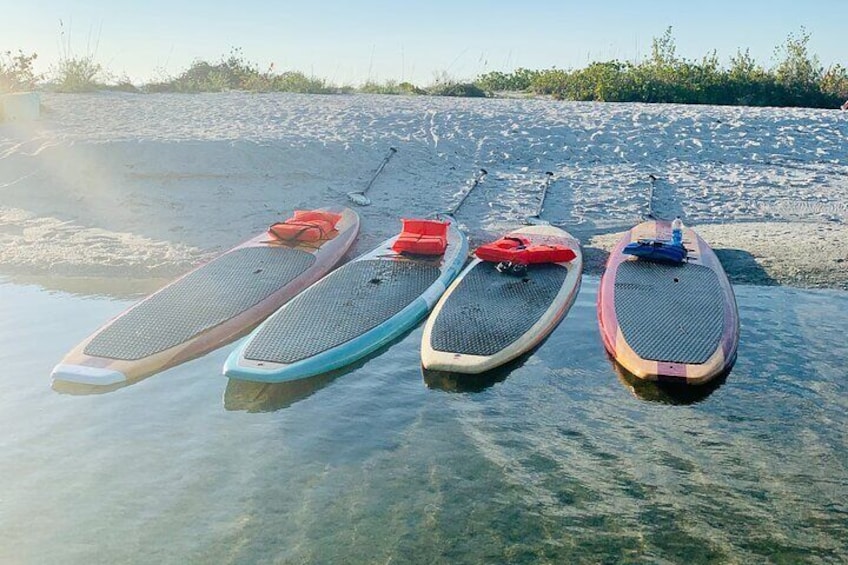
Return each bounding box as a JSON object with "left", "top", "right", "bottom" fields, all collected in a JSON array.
[
  {"left": 2, "top": 273, "right": 175, "bottom": 300},
  {"left": 422, "top": 354, "right": 529, "bottom": 393},
  {"left": 223, "top": 339, "right": 405, "bottom": 411},
  {"left": 224, "top": 372, "right": 339, "bottom": 412},
  {"left": 52, "top": 379, "right": 127, "bottom": 396},
  {"left": 3, "top": 279, "right": 848, "bottom": 563},
  {"left": 610, "top": 355, "right": 729, "bottom": 405},
  {"left": 422, "top": 367, "right": 507, "bottom": 393}
]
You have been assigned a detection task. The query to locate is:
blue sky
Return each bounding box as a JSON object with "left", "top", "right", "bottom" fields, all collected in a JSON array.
[{"left": 4, "top": 0, "right": 846, "bottom": 85}]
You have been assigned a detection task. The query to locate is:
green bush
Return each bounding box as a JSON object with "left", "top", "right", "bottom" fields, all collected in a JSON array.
[
  {"left": 51, "top": 21, "right": 104, "bottom": 92},
  {"left": 475, "top": 68, "right": 541, "bottom": 92},
  {"left": 150, "top": 49, "right": 341, "bottom": 94},
  {"left": 103, "top": 80, "right": 141, "bottom": 93},
  {"left": 427, "top": 81, "right": 486, "bottom": 98},
  {"left": 480, "top": 27, "right": 843, "bottom": 108},
  {"left": 166, "top": 48, "right": 256, "bottom": 92},
  {"left": 358, "top": 80, "right": 425, "bottom": 95},
  {"left": 270, "top": 71, "right": 335, "bottom": 94},
  {"left": 0, "top": 50, "right": 39, "bottom": 93},
  {"left": 53, "top": 54, "right": 102, "bottom": 92},
  {"left": 821, "top": 64, "right": 848, "bottom": 102}
]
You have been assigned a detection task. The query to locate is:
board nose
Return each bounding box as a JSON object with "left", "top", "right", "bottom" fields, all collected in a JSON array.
[{"left": 51, "top": 364, "right": 128, "bottom": 386}]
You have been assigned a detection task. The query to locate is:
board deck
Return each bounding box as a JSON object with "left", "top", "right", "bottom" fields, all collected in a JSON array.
[
  {"left": 597, "top": 220, "right": 739, "bottom": 384},
  {"left": 223, "top": 220, "right": 468, "bottom": 383},
  {"left": 421, "top": 225, "right": 582, "bottom": 374},
  {"left": 51, "top": 207, "right": 360, "bottom": 389}
]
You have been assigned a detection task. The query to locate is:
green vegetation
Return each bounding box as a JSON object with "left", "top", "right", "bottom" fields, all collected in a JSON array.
[
  {"left": 475, "top": 68, "right": 541, "bottom": 93},
  {"left": 53, "top": 54, "right": 102, "bottom": 92},
  {"left": 474, "top": 28, "right": 848, "bottom": 108},
  {"left": 145, "top": 48, "right": 343, "bottom": 94},
  {"left": 426, "top": 78, "right": 486, "bottom": 98},
  {"left": 3, "top": 27, "right": 847, "bottom": 107},
  {"left": 48, "top": 20, "right": 103, "bottom": 92},
  {"left": 0, "top": 50, "right": 39, "bottom": 93},
  {"left": 359, "top": 80, "right": 425, "bottom": 95},
  {"left": 140, "top": 49, "right": 486, "bottom": 97}
]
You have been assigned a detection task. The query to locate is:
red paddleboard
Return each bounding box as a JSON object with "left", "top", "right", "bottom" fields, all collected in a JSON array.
[{"left": 598, "top": 220, "right": 739, "bottom": 385}]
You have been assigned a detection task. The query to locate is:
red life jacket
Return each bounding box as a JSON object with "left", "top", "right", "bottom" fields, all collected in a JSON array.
[
  {"left": 268, "top": 210, "right": 342, "bottom": 242},
  {"left": 391, "top": 218, "right": 449, "bottom": 256},
  {"left": 475, "top": 235, "right": 576, "bottom": 265}
]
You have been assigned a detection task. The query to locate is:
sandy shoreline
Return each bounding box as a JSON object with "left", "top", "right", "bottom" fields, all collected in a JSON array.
[
  {"left": 1, "top": 92, "right": 846, "bottom": 295},
  {"left": 584, "top": 221, "right": 848, "bottom": 290},
  {"left": 3, "top": 216, "right": 845, "bottom": 296}
]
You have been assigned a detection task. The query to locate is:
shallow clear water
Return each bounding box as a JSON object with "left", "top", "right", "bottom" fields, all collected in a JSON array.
[{"left": 1, "top": 278, "right": 846, "bottom": 564}]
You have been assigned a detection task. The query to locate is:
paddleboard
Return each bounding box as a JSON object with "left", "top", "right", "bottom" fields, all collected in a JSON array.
[
  {"left": 51, "top": 207, "right": 360, "bottom": 389},
  {"left": 223, "top": 219, "right": 468, "bottom": 383},
  {"left": 421, "top": 225, "right": 582, "bottom": 374},
  {"left": 597, "top": 219, "right": 739, "bottom": 385}
]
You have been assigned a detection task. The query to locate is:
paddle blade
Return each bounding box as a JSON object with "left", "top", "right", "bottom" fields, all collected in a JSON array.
[
  {"left": 525, "top": 215, "right": 550, "bottom": 226},
  {"left": 347, "top": 192, "right": 371, "bottom": 206}
]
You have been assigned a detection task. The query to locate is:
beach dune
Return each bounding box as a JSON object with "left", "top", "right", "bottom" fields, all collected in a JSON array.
[{"left": 1, "top": 91, "right": 846, "bottom": 294}]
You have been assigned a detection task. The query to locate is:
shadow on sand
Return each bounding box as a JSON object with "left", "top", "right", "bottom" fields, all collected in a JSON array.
[
  {"left": 574, "top": 243, "right": 777, "bottom": 287},
  {"left": 713, "top": 248, "right": 779, "bottom": 287}
]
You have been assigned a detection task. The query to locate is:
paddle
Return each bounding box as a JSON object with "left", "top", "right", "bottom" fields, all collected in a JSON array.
[
  {"left": 347, "top": 147, "right": 398, "bottom": 206},
  {"left": 644, "top": 173, "right": 658, "bottom": 220},
  {"left": 440, "top": 168, "right": 488, "bottom": 219},
  {"left": 526, "top": 171, "right": 554, "bottom": 225}
]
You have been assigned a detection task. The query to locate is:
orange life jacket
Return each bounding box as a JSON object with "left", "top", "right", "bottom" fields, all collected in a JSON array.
[
  {"left": 268, "top": 210, "right": 342, "bottom": 242},
  {"left": 475, "top": 235, "right": 576, "bottom": 265},
  {"left": 391, "top": 218, "right": 449, "bottom": 256}
]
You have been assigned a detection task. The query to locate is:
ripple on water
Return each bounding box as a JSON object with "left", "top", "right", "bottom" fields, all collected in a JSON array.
[{"left": 0, "top": 279, "right": 846, "bottom": 563}]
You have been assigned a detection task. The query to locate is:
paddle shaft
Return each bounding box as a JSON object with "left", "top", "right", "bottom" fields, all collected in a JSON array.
[
  {"left": 527, "top": 171, "right": 554, "bottom": 222},
  {"left": 362, "top": 147, "right": 397, "bottom": 195},
  {"left": 347, "top": 147, "right": 397, "bottom": 205},
  {"left": 646, "top": 174, "right": 657, "bottom": 220},
  {"left": 443, "top": 168, "right": 488, "bottom": 218}
]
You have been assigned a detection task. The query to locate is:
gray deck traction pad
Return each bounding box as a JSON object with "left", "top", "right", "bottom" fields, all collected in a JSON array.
[
  {"left": 84, "top": 247, "right": 316, "bottom": 360},
  {"left": 614, "top": 260, "right": 725, "bottom": 364},
  {"left": 244, "top": 258, "right": 441, "bottom": 364},
  {"left": 430, "top": 262, "right": 568, "bottom": 356}
]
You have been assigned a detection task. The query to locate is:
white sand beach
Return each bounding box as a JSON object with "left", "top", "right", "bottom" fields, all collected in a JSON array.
[{"left": 1, "top": 92, "right": 847, "bottom": 293}]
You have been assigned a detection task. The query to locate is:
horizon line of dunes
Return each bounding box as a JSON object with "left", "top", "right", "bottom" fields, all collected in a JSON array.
[{"left": 2, "top": 27, "right": 847, "bottom": 109}]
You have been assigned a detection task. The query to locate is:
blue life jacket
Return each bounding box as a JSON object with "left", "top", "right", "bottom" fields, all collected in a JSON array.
[{"left": 623, "top": 238, "right": 687, "bottom": 263}]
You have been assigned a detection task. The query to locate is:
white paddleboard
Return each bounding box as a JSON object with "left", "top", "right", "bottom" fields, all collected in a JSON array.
[{"left": 422, "top": 224, "right": 582, "bottom": 374}]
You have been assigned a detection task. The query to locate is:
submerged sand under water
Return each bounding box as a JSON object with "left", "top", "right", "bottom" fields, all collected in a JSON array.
[{"left": 1, "top": 92, "right": 846, "bottom": 294}]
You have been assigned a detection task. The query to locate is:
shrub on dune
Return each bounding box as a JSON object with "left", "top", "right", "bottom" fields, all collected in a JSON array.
[
  {"left": 359, "top": 80, "right": 425, "bottom": 95},
  {"left": 270, "top": 71, "right": 335, "bottom": 94},
  {"left": 0, "top": 50, "right": 39, "bottom": 93},
  {"left": 476, "top": 27, "right": 844, "bottom": 108},
  {"left": 427, "top": 81, "right": 486, "bottom": 98},
  {"left": 53, "top": 55, "right": 102, "bottom": 92}
]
